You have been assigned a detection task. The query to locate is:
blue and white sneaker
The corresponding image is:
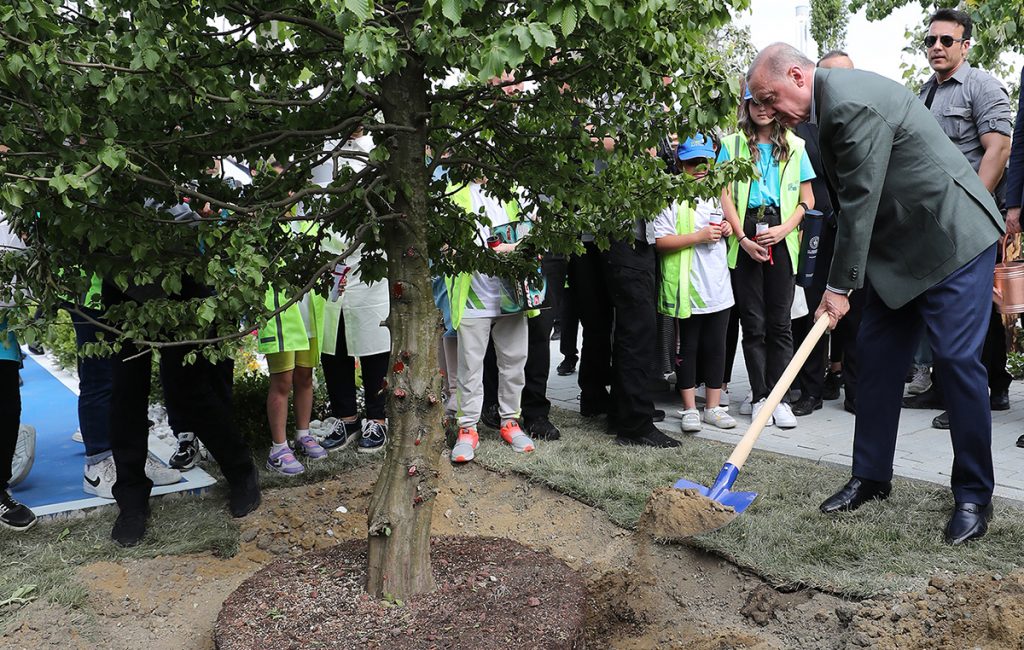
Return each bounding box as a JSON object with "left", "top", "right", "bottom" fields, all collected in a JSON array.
[
  {"left": 357, "top": 420, "right": 387, "bottom": 454},
  {"left": 321, "top": 419, "right": 361, "bottom": 450}
]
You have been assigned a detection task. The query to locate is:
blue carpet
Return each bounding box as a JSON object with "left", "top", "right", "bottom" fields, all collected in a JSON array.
[
  {"left": 9, "top": 353, "right": 216, "bottom": 516},
  {"left": 9, "top": 354, "right": 84, "bottom": 508}
]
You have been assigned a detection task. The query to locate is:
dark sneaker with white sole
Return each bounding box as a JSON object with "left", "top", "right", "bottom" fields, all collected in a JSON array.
[
  {"left": 111, "top": 508, "right": 149, "bottom": 547},
  {"left": 169, "top": 432, "right": 200, "bottom": 470},
  {"left": 321, "top": 419, "right": 362, "bottom": 450},
  {"left": 358, "top": 420, "right": 387, "bottom": 454},
  {"left": 0, "top": 490, "right": 36, "bottom": 531}
]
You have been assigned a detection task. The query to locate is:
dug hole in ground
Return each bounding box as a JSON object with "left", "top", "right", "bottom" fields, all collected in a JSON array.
[{"left": 5, "top": 460, "right": 1024, "bottom": 649}]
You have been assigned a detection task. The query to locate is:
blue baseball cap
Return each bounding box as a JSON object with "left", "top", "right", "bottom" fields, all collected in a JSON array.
[{"left": 677, "top": 134, "right": 715, "bottom": 162}]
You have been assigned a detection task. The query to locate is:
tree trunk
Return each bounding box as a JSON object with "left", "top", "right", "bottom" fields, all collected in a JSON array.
[{"left": 366, "top": 57, "right": 443, "bottom": 599}]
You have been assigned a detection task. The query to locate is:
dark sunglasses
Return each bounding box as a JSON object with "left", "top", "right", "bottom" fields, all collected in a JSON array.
[{"left": 924, "top": 34, "right": 967, "bottom": 48}]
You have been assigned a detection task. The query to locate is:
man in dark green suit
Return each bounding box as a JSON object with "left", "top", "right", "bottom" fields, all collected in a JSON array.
[{"left": 746, "top": 43, "right": 1004, "bottom": 545}]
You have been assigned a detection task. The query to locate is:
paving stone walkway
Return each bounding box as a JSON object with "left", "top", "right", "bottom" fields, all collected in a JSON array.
[{"left": 545, "top": 335, "right": 1024, "bottom": 503}]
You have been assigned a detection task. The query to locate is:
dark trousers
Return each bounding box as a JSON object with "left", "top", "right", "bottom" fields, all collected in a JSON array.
[
  {"left": 853, "top": 244, "right": 996, "bottom": 504},
  {"left": 321, "top": 311, "right": 389, "bottom": 421},
  {"left": 984, "top": 305, "right": 1012, "bottom": 395},
  {"left": 0, "top": 360, "right": 20, "bottom": 491},
  {"left": 732, "top": 230, "right": 796, "bottom": 402},
  {"left": 793, "top": 285, "right": 827, "bottom": 399},
  {"left": 569, "top": 239, "right": 658, "bottom": 436},
  {"left": 481, "top": 255, "right": 563, "bottom": 424},
  {"left": 556, "top": 257, "right": 579, "bottom": 363},
  {"left": 70, "top": 307, "right": 114, "bottom": 458},
  {"left": 676, "top": 309, "right": 731, "bottom": 392},
  {"left": 110, "top": 339, "right": 254, "bottom": 513},
  {"left": 722, "top": 300, "right": 740, "bottom": 384}
]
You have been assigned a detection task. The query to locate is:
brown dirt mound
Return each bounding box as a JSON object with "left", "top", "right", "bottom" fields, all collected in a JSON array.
[
  {"left": 214, "top": 536, "right": 586, "bottom": 650},
  {"left": 842, "top": 570, "right": 1024, "bottom": 649},
  {"left": 639, "top": 487, "right": 737, "bottom": 539}
]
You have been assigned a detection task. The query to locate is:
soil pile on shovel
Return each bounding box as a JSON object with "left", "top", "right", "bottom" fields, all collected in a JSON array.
[{"left": 639, "top": 486, "right": 737, "bottom": 540}]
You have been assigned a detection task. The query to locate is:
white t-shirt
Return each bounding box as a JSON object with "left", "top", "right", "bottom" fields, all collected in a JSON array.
[
  {"left": 653, "top": 199, "right": 734, "bottom": 315},
  {"left": 463, "top": 184, "right": 510, "bottom": 320}
]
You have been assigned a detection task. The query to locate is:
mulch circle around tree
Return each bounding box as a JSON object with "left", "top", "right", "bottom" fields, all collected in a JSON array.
[{"left": 215, "top": 536, "right": 587, "bottom": 650}]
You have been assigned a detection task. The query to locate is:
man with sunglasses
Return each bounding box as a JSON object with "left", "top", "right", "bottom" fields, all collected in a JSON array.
[
  {"left": 911, "top": 8, "right": 1013, "bottom": 428},
  {"left": 745, "top": 42, "right": 1004, "bottom": 545}
]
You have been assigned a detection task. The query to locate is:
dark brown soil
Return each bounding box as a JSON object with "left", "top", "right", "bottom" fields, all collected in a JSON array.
[
  {"left": 214, "top": 536, "right": 586, "bottom": 650},
  {"left": 639, "top": 487, "right": 737, "bottom": 539}
]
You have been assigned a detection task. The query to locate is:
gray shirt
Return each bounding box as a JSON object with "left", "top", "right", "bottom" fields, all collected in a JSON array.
[{"left": 918, "top": 61, "right": 1012, "bottom": 173}]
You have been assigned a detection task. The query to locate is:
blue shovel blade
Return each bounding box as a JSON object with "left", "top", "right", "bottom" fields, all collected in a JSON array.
[{"left": 672, "top": 478, "right": 759, "bottom": 514}]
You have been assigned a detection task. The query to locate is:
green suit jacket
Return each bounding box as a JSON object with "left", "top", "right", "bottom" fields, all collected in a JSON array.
[{"left": 814, "top": 68, "right": 1003, "bottom": 308}]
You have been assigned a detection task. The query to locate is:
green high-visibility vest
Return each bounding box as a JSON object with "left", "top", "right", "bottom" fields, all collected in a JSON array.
[
  {"left": 444, "top": 184, "right": 525, "bottom": 331},
  {"left": 723, "top": 132, "right": 806, "bottom": 272},
  {"left": 657, "top": 201, "right": 707, "bottom": 319},
  {"left": 256, "top": 218, "right": 326, "bottom": 354}
]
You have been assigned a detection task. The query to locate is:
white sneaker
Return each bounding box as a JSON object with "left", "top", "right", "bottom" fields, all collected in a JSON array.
[
  {"left": 703, "top": 406, "right": 737, "bottom": 429},
  {"left": 774, "top": 402, "right": 797, "bottom": 429},
  {"left": 145, "top": 456, "right": 183, "bottom": 487},
  {"left": 84, "top": 456, "right": 118, "bottom": 498},
  {"left": 694, "top": 385, "right": 706, "bottom": 405},
  {"left": 679, "top": 408, "right": 702, "bottom": 433},
  {"left": 71, "top": 429, "right": 84, "bottom": 443},
  {"left": 739, "top": 392, "right": 754, "bottom": 416},
  {"left": 750, "top": 398, "right": 774, "bottom": 427},
  {"left": 9, "top": 424, "right": 36, "bottom": 487},
  {"left": 720, "top": 390, "right": 730, "bottom": 407},
  {"left": 84, "top": 455, "right": 182, "bottom": 499}
]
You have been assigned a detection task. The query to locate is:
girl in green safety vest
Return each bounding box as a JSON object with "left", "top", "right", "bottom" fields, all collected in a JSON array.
[
  {"left": 257, "top": 165, "right": 328, "bottom": 476},
  {"left": 718, "top": 83, "right": 815, "bottom": 430},
  {"left": 654, "top": 135, "right": 738, "bottom": 435}
]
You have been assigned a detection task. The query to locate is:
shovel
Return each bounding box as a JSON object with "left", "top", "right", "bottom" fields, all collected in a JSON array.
[{"left": 673, "top": 312, "right": 832, "bottom": 516}]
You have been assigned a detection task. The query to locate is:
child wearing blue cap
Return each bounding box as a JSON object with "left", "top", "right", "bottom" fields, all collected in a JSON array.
[{"left": 653, "top": 134, "right": 737, "bottom": 433}]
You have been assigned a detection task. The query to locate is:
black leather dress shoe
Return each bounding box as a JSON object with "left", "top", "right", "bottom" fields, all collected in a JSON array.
[
  {"left": 791, "top": 395, "right": 823, "bottom": 416},
  {"left": 990, "top": 390, "right": 1010, "bottom": 411},
  {"left": 843, "top": 398, "right": 856, "bottom": 415},
  {"left": 944, "top": 502, "right": 993, "bottom": 545},
  {"left": 932, "top": 411, "right": 950, "bottom": 430},
  {"left": 820, "top": 477, "right": 892, "bottom": 514}
]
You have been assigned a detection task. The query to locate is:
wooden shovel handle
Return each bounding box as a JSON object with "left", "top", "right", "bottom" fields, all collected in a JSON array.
[{"left": 725, "top": 312, "right": 832, "bottom": 470}]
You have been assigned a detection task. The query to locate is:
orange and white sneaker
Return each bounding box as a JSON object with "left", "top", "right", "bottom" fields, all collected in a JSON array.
[
  {"left": 450, "top": 427, "right": 479, "bottom": 463},
  {"left": 500, "top": 420, "right": 535, "bottom": 453}
]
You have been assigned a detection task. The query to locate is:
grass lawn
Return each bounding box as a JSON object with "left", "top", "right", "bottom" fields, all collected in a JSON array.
[{"left": 475, "top": 407, "right": 1024, "bottom": 597}]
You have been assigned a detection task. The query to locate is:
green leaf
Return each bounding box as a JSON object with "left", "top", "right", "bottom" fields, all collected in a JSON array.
[
  {"left": 527, "top": 23, "right": 557, "bottom": 50},
  {"left": 142, "top": 49, "right": 160, "bottom": 70},
  {"left": 48, "top": 174, "right": 69, "bottom": 193},
  {"left": 344, "top": 0, "right": 373, "bottom": 23},
  {"left": 441, "top": 0, "right": 463, "bottom": 24},
  {"left": 561, "top": 5, "right": 578, "bottom": 36}
]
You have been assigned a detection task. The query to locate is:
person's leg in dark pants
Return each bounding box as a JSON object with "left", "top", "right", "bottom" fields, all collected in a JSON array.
[
  {"left": 556, "top": 256, "right": 579, "bottom": 371},
  {"left": 792, "top": 284, "right": 826, "bottom": 414},
  {"left": 109, "top": 340, "right": 155, "bottom": 516},
  {"left": 733, "top": 251, "right": 769, "bottom": 400},
  {"left": 70, "top": 307, "right": 114, "bottom": 461},
  {"left": 160, "top": 343, "right": 257, "bottom": 494},
  {"left": 762, "top": 244, "right": 795, "bottom": 398},
  {"left": 571, "top": 242, "right": 612, "bottom": 415},
  {"left": 921, "top": 245, "right": 996, "bottom": 506},
  {"left": 983, "top": 305, "right": 1011, "bottom": 407},
  {"left": 0, "top": 360, "right": 21, "bottom": 491},
  {"left": 604, "top": 240, "right": 658, "bottom": 437},
  {"left": 723, "top": 289, "right": 740, "bottom": 386},
  {"left": 839, "top": 287, "right": 866, "bottom": 412},
  {"left": 847, "top": 286, "right": 921, "bottom": 487},
  {"left": 0, "top": 357, "right": 35, "bottom": 530},
  {"left": 520, "top": 256, "right": 563, "bottom": 439},
  {"left": 359, "top": 352, "right": 390, "bottom": 421}
]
